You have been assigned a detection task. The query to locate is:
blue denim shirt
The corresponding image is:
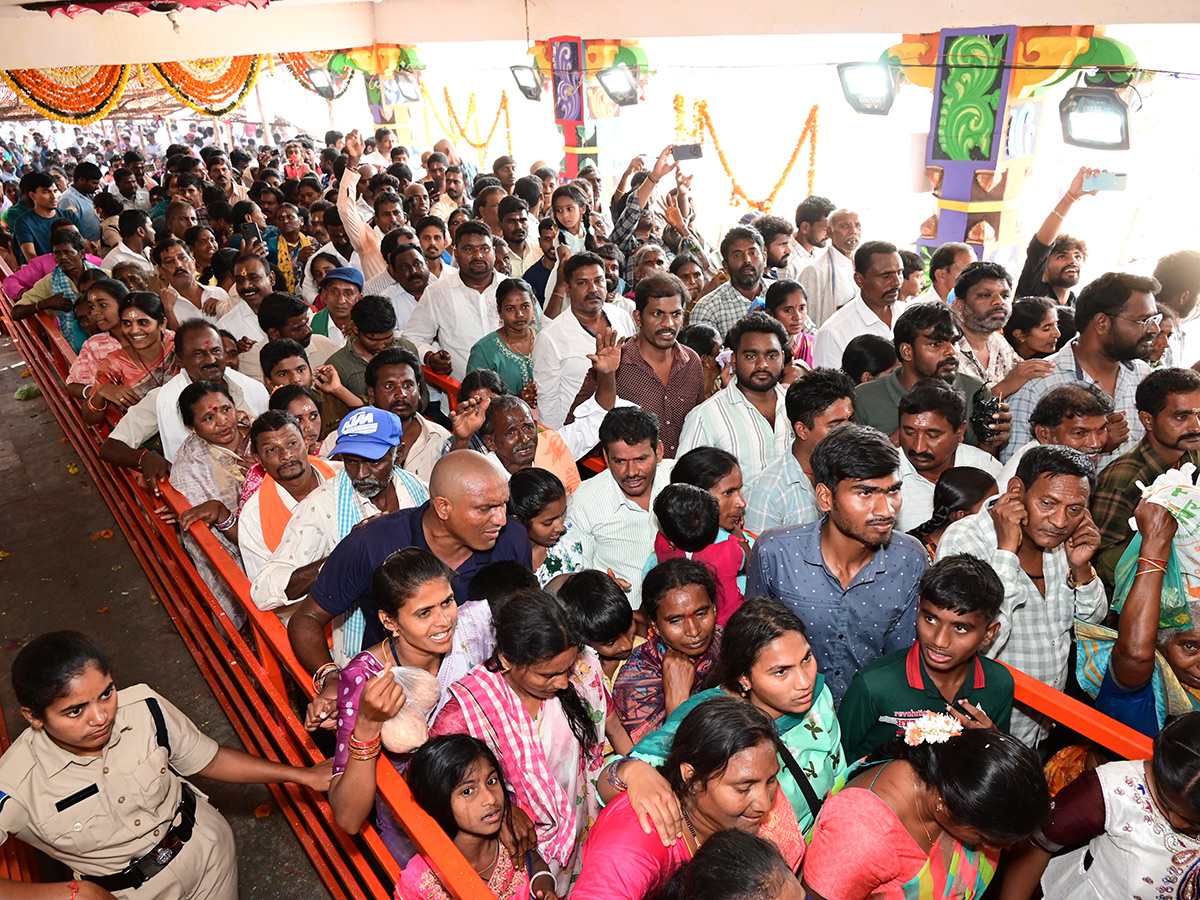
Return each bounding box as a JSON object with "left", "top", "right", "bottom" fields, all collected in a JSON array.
[{"left": 746, "top": 518, "right": 926, "bottom": 703}]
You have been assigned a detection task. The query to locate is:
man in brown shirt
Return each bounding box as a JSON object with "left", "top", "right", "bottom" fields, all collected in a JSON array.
[{"left": 567, "top": 272, "right": 706, "bottom": 457}]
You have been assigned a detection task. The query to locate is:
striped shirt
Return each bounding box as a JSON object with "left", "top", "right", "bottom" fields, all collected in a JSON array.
[
  {"left": 677, "top": 379, "right": 790, "bottom": 483},
  {"left": 743, "top": 446, "right": 821, "bottom": 535},
  {"left": 936, "top": 504, "right": 1107, "bottom": 745}
]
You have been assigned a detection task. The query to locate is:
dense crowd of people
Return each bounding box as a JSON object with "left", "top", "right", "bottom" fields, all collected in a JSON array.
[{"left": 3, "top": 116, "right": 1200, "bottom": 900}]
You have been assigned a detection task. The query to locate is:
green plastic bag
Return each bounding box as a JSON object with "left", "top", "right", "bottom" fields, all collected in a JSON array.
[
  {"left": 1112, "top": 534, "right": 1192, "bottom": 628},
  {"left": 13, "top": 383, "right": 41, "bottom": 401}
]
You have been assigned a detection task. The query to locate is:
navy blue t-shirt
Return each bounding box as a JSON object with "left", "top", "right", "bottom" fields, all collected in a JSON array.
[
  {"left": 310, "top": 501, "right": 533, "bottom": 648},
  {"left": 522, "top": 257, "right": 553, "bottom": 305},
  {"left": 13, "top": 206, "right": 82, "bottom": 262},
  {"left": 1095, "top": 664, "right": 1159, "bottom": 738}
]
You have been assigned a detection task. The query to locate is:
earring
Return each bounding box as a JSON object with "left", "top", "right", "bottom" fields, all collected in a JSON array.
[
  {"left": 739, "top": 682, "right": 751, "bottom": 697},
  {"left": 936, "top": 801, "right": 943, "bottom": 812}
]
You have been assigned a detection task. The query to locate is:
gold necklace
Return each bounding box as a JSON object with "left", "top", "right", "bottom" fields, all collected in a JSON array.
[
  {"left": 473, "top": 839, "right": 500, "bottom": 877},
  {"left": 912, "top": 779, "right": 935, "bottom": 847}
]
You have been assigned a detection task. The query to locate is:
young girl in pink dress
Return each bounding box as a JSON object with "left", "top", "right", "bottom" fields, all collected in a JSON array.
[{"left": 396, "top": 735, "right": 557, "bottom": 900}]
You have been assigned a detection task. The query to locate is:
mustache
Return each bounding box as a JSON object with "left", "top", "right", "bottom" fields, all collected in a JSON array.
[
  {"left": 513, "top": 440, "right": 537, "bottom": 455},
  {"left": 906, "top": 451, "right": 935, "bottom": 462}
]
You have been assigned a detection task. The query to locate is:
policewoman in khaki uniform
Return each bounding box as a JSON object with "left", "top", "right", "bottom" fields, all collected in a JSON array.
[{"left": 0, "top": 632, "right": 332, "bottom": 900}]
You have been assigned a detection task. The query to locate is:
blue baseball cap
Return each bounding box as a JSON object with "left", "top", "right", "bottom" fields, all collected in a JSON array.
[
  {"left": 328, "top": 407, "right": 402, "bottom": 460},
  {"left": 320, "top": 266, "right": 364, "bottom": 291}
]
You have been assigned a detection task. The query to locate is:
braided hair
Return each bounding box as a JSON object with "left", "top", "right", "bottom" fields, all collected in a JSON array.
[
  {"left": 551, "top": 184, "right": 598, "bottom": 253},
  {"left": 909, "top": 466, "right": 998, "bottom": 542}
]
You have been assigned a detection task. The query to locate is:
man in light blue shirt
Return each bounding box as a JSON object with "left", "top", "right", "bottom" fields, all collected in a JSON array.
[
  {"left": 57, "top": 161, "right": 102, "bottom": 243},
  {"left": 746, "top": 422, "right": 927, "bottom": 702}
]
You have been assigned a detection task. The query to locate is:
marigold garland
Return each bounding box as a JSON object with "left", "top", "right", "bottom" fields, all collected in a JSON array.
[
  {"left": 1, "top": 65, "right": 129, "bottom": 124},
  {"left": 151, "top": 55, "right": 261, "bottom": 116},
  {"left": 279, "top": 52, "right": 355, "bottom": 99},
  {"left": 421, "top": 84, "right": 512, "bottom": 166},
  {"left": 674, "top": 95, "right": 819, "bottom": 212}
]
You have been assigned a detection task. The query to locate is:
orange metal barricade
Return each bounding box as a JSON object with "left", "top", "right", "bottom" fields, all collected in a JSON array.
[
  {"left": 0, "top": 708, "right": 40, "bottom": 883},
  {"left": 0, "top": 292, "right": 497, "bottom": 900}
]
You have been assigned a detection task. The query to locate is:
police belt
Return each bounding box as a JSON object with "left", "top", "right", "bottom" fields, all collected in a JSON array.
[{"left": 90, "top": 784, "right": 197, "bottom": 892}]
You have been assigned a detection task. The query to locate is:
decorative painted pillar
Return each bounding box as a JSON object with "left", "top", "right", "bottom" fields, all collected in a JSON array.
[
  {"left": 530, "top": 39, "right": 650, "bottom": 179},
  {"left": 329, "top": 45, "right": 423, "bottom": 147},
  {"left": 887, "top": 27, "right": 1134, "bottom": 273}
]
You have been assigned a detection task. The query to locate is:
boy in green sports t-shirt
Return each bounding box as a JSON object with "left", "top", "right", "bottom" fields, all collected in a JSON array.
[{"left": 838, "top": 553, "right": 1014, "bottom": 762}]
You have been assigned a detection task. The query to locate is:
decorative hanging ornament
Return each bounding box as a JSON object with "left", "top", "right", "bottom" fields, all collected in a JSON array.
[
  {"left": 279, "top": 51, "right": 355, "bottom": 99},
  {"left": 0, "top": 65, "right": 129, "bottom": 124},
  {"left": 150, "top": 55, "right": 261, "bottom": 116}
]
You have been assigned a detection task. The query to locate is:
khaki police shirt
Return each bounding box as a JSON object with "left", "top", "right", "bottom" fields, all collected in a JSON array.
[{"left": 0, "top": 684, "right": 219, "bottom": 876}]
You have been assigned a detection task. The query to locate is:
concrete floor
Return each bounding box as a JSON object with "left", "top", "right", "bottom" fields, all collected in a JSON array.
[{"left": 0, "top": 334, "right": 330, "bottom": 899}]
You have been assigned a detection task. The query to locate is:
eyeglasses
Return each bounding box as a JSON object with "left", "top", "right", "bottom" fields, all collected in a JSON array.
[{"left": 1113, "top": 313, "right": 1163, "bottom": 330}]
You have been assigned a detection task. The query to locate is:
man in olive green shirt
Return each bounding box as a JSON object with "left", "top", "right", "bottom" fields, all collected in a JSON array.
[{"left": 853, "top": 300, "right": 1008, "bottom": 450}]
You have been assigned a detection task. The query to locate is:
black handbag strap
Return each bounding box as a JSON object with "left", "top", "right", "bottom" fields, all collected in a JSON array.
[{"left": 776, "top": 740, "right": 824, "bottom": 820}]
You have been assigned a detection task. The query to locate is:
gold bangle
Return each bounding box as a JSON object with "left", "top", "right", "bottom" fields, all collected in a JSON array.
[
  {"left": 88, "top": 392, "right": 108, "bottom": 412},
  {"left": 312, "top": 663, "right": 339, "bottom": 694}
]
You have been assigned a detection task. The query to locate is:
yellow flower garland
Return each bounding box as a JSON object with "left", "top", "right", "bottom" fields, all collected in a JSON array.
[
  {"left": 421, "top": 84, "right": 512, "bottom": 166},
  {"left": 675, "top": 95, "right": 819, "bottom": 212}
]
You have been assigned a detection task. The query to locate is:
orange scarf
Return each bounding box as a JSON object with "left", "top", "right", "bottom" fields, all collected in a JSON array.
[{"left": 258, "top": 457, "right": 336, "bottom": 552}]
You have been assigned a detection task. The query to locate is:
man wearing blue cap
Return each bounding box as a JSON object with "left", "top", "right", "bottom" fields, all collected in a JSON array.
[
  {"left": 251, "top": 406, "right": 430, "bottom": 654},
  {"left": 288, "top": 448, "right": 532, "bottom": 728},
  {"left": 311, "top": 266, "right": 363, "bottom": 347}
]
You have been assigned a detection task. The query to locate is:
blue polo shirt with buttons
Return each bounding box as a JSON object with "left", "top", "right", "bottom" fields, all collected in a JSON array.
[{"left": 745, "top": 518, "right": 926, "bottom": 704}]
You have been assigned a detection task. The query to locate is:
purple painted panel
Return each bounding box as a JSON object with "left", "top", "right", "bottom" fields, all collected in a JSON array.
[{"left": 551, "top": 37, "right": 584, "bottom": 125}]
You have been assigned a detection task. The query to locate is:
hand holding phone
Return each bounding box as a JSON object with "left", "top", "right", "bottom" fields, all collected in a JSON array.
[
  {"left": 1082, "top": 171, "right": 1127, "bottom": 192},
  {"left": 240, "top": 222, "right": 262, "bottom": 245},
  {"left": 671, "top": 143, "right": 703, "bottom": 161}
]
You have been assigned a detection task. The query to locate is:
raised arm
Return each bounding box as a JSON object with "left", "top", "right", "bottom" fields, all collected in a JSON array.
[{"left": 1111, "top": 499, "right": 1177, "bottom": 690}]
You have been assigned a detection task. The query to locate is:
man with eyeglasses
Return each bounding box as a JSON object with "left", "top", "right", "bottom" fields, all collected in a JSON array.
[{"left": 1004, "top": 272, "right": 1162, "bottom": 470}]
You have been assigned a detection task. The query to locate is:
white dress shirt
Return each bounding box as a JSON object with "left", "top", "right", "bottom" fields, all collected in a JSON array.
[
  {"left": 240, "top": 332, "right": 341, "bottom": 385},
  {"left": 363, "top": 271, "right": 419, "bottom": 332},
  {"left": 337, "top": 167, "right": 386, "bottom": 282},
  {"left": 566, "top": 459, "right": 675, "bottom": 609},
  {"left": 895, "top": 444, "right": 1002, "bottom": 533},
  {"left": 170, "top": 285, "right": 228, "bottom": 326},
  {"left": 799, "top": 245, "right": 857, "bottom": 327},
  {"left": 676, "top": 379, "right": 791, "bottom": 484},
  {"left": 812, "top": 295, "right": 907, "bottom": 370},
  {"left": 216, "top": 301, "right": 266, "bottom": 345},
  {"left": 531, "top": 306, "right": 637, "bottom": 430},
  {"left": 403, "top": 268, "right": 502, "bottom": 382},
  {"left": 101, "top": 241, "right": 152, "bottom": 272},
  {"left": 782, "top": 238, "right": 817, "bottom": 282}
]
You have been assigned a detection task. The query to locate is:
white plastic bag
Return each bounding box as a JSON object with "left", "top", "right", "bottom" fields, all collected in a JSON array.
[{"left": 378, "top": 665, "right": 441, "bottom": 754}]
